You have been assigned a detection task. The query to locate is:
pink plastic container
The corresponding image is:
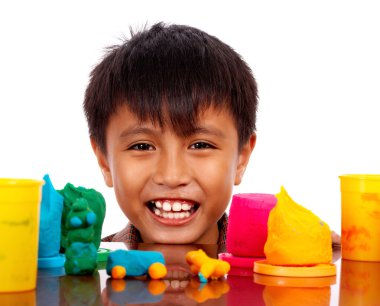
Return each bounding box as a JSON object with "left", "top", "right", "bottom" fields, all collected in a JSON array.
[{"left": 226, "top": 193, "right": 277, "bottom": 257}]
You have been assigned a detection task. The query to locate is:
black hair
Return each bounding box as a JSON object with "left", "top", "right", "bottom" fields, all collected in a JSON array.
[{"left": 84, "top": 22, "right": 258, "bottom": 154}]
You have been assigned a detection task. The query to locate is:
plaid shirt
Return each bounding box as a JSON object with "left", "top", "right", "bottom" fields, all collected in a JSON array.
[{"left": 102, "top": 213, "right": 228, "bottom": 253}]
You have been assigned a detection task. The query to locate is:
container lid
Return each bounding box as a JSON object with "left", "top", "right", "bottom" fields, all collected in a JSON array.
[
  {"left": 0, "top": 178, "right": 44, "bottom": 202},
  {"left": 339, "top": 174, "right": 380, "bottom": 193},
  {"left": 38, "top": 254, "right": 66, "bottom": 269},
  {"left": 254, "top": 273, "right": 336, "bottom": 287},
  {"left": 0, "top": 178, "right": 44, "bottom": 186},
  {"left": 97, "top": 248, "right": 111, "bottom": 262},
  {"left": 254, "top": 260, "right": 336, "bottom": 277},
  {"left": 219, "top": 252, "right": 263, "bottom": 267}
]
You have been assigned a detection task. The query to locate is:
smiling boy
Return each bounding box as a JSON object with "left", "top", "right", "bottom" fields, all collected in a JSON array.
[{"left": 83, "top": 23, "right": 258, "bottom": 251}]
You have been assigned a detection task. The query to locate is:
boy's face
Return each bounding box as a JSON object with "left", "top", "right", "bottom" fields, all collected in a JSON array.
[{"left": 93, "top": 104, "right": 255, "bottom": 244}]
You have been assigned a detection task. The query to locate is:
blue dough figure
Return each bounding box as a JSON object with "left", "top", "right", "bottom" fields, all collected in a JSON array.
[
  {"left": 106, "top": 250, "right": 167, "bottom": 279},
  {"left": 106, "top": 279, "right": 165, "bottom": 305},
  {"left": 38, "top": 174, "right": 65, "bottom": 268}
]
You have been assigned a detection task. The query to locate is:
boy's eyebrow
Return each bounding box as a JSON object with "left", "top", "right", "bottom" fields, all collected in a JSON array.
[
  {"left": 119, "top": 126, "right": 157, "bottom": 138},
  {"left": 119, "top": 125, "right": 226, "bottom": 139},
  {"left": 191, "top": 126, "right": 226, "bottom": 139}
]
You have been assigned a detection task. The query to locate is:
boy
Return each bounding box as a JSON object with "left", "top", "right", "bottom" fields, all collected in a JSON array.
[{"left": 83, "top": 22, "right": 257, "bottom": 251}]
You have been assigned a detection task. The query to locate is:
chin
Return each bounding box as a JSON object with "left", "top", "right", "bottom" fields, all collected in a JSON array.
[{"left": 151, "top": 232, "right": 198, "bottom": 245}]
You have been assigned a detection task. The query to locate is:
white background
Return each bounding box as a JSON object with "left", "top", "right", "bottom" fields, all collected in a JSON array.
[{"left": 1, "top": 0, "right": 379, "bottom": 237}]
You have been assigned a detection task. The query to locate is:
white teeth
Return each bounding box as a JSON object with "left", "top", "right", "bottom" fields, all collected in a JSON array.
[
  {"left": 151, "top": 200, "right": 196, "bottom": 219},
  {"left": 172, "top": 202, "right": 182, "bottom": 211},
  {"left": 162, "top": 201, "right": 171, "bottom": 211},
  {"left": 152, "top": 210, "right": 192, "bottom": 220},
  {"left": 171, "top": 280, "right": 180, "bottom": 289},
  {"left": 181, "top": 203, "right": 191, "bottom": 211},
  {"left": 164, "top": 279, "right": 189, "bottom": 289},
  {"left": 162, "top": 276, "right": 189, "bottom": 289},
  {"left": 180, "top": 280, "right": 189, "bottom": 288}
]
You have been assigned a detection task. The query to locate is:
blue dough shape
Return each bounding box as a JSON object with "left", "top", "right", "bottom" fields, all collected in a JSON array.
[
  {"left": 86, "top": 211, "right": 97, "bottom": 225},
  {"left": 38, "top": 174, "right": 64, "bottom": 258},
  {"left": 70, "top": 216, "right": 83, "bottom": 228},
  {"left": 198, "top": 272, "right": 208, "bottom": 283},
  {"left": 106, "top": 250, "right": 165, "bottom": 277},
  {"left": 106, "top": 279, "right": 163, "bottom": 304},
  {"left": 64, "top": 242, "right": 97, "bottom": 275}
]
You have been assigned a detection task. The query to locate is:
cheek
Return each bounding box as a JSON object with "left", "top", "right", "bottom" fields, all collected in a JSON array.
[
  {"left": 195, "top": 157, "right": 236, "bottom": 197},
  {"left": 110, "top": 159, "right": 149, "bottom": 214}
]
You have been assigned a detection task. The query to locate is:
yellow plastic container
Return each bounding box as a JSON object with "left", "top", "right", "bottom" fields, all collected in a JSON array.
[
  {"left": 0, "top": 289, "right": 36, "bottom": 306},
  {"left": 0, "top": 178, "right": 44, "bottom": 292},
  {"left": 339, "top": 259, "right": 380, "bottom": 305},
  {"left": 340, "top": 174, "right": 380, "bottom": 261}
]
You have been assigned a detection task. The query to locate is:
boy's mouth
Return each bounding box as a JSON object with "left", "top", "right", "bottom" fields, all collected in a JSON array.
[{"left": 147, "top": 200, "right": 199, "bottom": 220}]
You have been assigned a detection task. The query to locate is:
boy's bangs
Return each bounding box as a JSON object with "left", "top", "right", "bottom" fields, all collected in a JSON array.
[
  {"left": 124, "top": 80, "right": 229, "bottom": 138},
  {"left": 120, "top": 33, "right": 232, "bottom": 136}
]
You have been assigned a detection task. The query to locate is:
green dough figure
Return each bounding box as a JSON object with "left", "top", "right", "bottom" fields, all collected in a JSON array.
[
  {"left": 59, "top": 183, "right": 106, "bottom": 250},
  {"left": 64, "top": 242, "right": 98, "bottom": 275},
  {"left": 66, "top": 198, "right": 97, "bottom": 244},
  {"left": 58, "top": 183, "right": 106, "bottom": 275}
]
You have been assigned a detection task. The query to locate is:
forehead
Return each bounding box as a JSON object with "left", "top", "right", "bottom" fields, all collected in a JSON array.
[{"left": 109, "top": 104, "right": 237, "bottom": 136}]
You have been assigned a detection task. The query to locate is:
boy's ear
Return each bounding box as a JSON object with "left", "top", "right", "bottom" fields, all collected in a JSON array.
[
  {"left": 91, "top": 138, "right": 113, "bottom": 187},
  {"left": 234, "top": 133, "right": 256, "bottom": 185}
]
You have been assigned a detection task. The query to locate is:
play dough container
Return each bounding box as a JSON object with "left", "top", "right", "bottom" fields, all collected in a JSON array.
[
  {"left": 339, "top": 259, "right": 380, "bottom": 305},
  {"left": 227, "top": 193, "right": 277, "bottom": 257},
  {"left": 0, "top": 178, "right": 44, "bottom": 292},
  {"left": 340, "top": 174, "right": 380, "bottom": 261},
  {"left": 219, "top": 194, "right": 276, "bottom": 276}
]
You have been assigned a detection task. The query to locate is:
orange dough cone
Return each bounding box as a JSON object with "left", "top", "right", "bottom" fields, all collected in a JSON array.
[{"left": 264, "top": 187, "right": 332, "bottom": 266}]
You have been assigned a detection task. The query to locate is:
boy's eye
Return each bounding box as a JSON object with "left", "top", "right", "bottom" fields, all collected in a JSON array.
[
  {"left": 190, "top": 142, "right": 215, "bottom": 149},
  {"left": 128, "top": 143, "right": 155, "bottom": 151}
]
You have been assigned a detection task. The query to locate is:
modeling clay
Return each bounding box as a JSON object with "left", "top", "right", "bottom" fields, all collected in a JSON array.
[
  {"left": 60, "top": 272, "right": 102, "bottom": 305},
  {"left": 264, "top": 186, "right": 332, "bottom": 266},
  {"left": 64, "top": 242, "right": 98, "bottom": 275},
  {"left": 106, "top": 279, "right": 166, "bottom": 305},
  {"left": 58, "top": 183, "right": 106, "bottom": 250},
  {"left": 186, "top": 249, "right": 230, "bottom": 282},
  {"left": 106, "top": 250, "right": 167, "bottom": 279},
  {"left": 38, "top": 174, "right": 64, "bottom": 258},
  {"left": 59, "top": 183, "right": 106, "bottom": 275},
  {"left": 65, "top": 198, "right": 97, "bottom": 244},
  {"left": 185, "top": 279, "right": 230, "bottom": 303},
  {"left": 64, "top": 198, "right": 98, "bottom": 274}
]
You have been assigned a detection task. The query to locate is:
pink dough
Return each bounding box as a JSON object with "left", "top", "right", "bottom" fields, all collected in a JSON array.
[{"left": 226, "top": 193, "right": 276, "bottom": 257}]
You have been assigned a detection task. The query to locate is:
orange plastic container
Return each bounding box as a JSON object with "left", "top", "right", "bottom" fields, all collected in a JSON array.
[
  {"left": 339, "top": 259, "right": 380, "bottom": 305},
  {"left": 340, "top": 174, "right": 380, "bottom": 261}
]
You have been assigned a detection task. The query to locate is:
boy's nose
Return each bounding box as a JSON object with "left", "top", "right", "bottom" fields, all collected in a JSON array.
[{"left": 152, "top": 152, "right": 192, "bottom": 188}]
